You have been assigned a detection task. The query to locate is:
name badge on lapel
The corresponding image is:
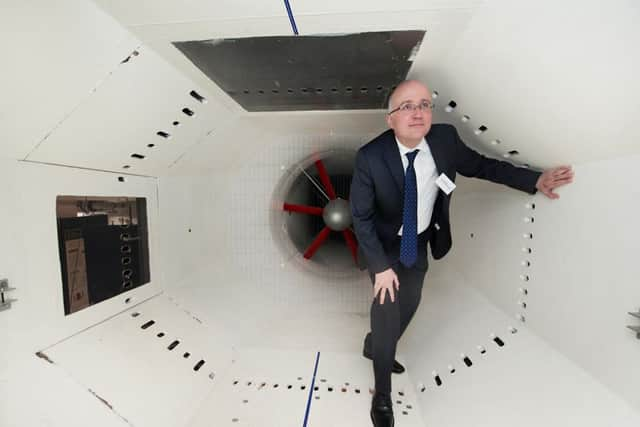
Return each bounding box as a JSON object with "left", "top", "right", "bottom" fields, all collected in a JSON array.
[{"left": 435, "top": 173, "right": 456, "bottom": 195}]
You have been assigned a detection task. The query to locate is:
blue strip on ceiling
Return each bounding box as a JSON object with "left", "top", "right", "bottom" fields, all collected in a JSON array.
[{"left": 283, "top": 0, "right": 300, "bottom": 35}]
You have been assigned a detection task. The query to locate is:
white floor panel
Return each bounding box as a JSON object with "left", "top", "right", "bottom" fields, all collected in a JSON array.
[{"left": 189, "top": 348, "right": 423, "bottom": 427}]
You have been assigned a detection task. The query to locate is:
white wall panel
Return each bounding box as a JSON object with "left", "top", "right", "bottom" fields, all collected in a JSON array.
[
  {"left": 26, "top": 45, "right": 231, "bottom": 176},
  {"left": 418, "top": 0, "right": 640, "bottom": 167},
  {"left": 0, "top": 158, "right": 23, "bottom": 423},
  {"left": 10, "top": 162, "right": 161, "bottom": 350},
  {"left": 447, "top": 154, "right": 640, "bottom": 413},
  {"left": 0, "top": 0, "right": 138, "bottom": 160}
]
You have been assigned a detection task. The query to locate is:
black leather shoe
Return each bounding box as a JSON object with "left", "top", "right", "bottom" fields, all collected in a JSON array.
[{"left": 370, "top": 392, "right": 394, "bottom": 427}]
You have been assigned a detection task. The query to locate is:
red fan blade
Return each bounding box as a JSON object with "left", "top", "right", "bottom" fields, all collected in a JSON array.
[
  {"left": 283, "top": 203, "right": 324, "bottom": 216},
  {"left": 342, "top": 229, "right": 358, "bottom": 263},
  {"left": 314, "top": 159, "right": 337, "bottom": 200},
  {"left": 303, "top": 226, "right": 332, "bottom": 259}
]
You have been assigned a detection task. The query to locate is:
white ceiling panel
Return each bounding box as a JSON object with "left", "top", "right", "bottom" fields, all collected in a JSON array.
[
  {"left": 293, "top": 0, "right": 480, "bottom": 15},
  {"left": 26, "top": 45, "right": 232, "bottom": 176},
  {"left": 93, "top": 0, "right": 480, "bottom": 26},
  {"left": 93, "top": 0, "right": 287, "bottom": 26}
]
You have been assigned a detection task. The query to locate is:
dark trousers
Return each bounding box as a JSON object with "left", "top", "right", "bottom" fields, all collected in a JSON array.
[{"left": 365, "top": 228, "right": 431, "bottom": 395}]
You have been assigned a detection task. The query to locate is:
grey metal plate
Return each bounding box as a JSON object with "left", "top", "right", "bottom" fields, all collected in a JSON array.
[{"left": 173, "top": 31, "right": 425, "bottom": 112}]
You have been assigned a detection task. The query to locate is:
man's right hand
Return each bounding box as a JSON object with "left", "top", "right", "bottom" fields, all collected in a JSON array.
[{"left": 373, "top": 268, "right": 400, "bottom": 305}]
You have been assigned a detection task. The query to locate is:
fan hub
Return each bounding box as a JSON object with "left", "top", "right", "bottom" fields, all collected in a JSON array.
[{"left": 322, "top": 198, "right": 352, "bottom": 231}]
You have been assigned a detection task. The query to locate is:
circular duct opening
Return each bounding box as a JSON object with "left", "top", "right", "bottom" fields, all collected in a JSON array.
[{"left": 271, "top": 149, "right": 359, "bottom": 276}]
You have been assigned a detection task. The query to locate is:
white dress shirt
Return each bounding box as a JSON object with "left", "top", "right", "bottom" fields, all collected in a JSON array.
[{"left": 396, "top": 137, "right": 439, "bottom": 236}]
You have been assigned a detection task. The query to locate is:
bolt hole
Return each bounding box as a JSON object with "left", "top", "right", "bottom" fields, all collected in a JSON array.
[
  {"left": 141, "top": 320, "right": 155, "bottom": 329},
  {"left": 445, "top": 100, "right": 457, "bottom": 112},
  {"left": 190, "top": 90, "right": 207, "bottom": 103}
]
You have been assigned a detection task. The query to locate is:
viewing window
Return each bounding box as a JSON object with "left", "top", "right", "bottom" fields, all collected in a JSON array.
[{"left": 56, "top": 196, "right": 150, "bottom": 315}]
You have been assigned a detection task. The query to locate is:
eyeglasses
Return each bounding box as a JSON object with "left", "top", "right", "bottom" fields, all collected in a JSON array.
[{"left": 388, "top": 100, "right": 435, "bottom": 115}]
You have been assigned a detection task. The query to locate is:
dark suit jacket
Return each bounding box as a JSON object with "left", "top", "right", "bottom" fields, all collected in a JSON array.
[{"left": 350, "top": 124, "right": 542, "bottom": 275}]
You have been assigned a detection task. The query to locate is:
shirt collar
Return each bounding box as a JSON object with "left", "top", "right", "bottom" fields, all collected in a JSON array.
[{"left": 395, "top": 137, "right": 428, "bottom": 156}]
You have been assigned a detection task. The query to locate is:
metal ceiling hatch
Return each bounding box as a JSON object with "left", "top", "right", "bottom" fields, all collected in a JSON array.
[{"left": 173, "top": 31, "right": 425, "bottom": 112}]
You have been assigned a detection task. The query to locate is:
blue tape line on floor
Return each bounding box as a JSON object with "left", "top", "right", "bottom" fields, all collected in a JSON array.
[{"left": 302, "top": 352, "right": 320, "bottom": 426}]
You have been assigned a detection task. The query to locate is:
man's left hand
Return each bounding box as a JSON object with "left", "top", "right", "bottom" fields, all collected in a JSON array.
[{"left": 536, "top": 165, "right": 574, "bottom": 199}]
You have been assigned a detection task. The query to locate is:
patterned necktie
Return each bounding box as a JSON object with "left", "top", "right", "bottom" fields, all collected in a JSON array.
[{"left": 400, "top": 150, "right": 419, "bottom": 267}]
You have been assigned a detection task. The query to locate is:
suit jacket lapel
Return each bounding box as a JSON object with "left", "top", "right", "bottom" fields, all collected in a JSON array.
[{"left": 383, "top": 133, "right": 405, "bottom": 193}]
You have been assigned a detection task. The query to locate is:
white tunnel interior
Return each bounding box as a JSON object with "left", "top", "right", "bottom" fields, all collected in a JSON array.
[{"left": 2, "top": 1, "right": 640, "bottom": 426}]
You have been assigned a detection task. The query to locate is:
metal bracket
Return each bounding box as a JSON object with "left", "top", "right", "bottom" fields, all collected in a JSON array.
[
  {"left": 627, "top": 310, "right": 640, "bottom": 339},
  {"left": 0, "top": 278, "right": 17, "bottom": 312}
]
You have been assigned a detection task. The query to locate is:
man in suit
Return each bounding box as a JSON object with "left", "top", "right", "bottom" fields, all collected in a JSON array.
[{"left": 349, "top": 80, "right": 574, "bottom": 427}]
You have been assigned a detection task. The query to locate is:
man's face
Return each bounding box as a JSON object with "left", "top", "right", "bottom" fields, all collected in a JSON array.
[{"left": 385, "top": 82, "right": 433, "bottom": 144}]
